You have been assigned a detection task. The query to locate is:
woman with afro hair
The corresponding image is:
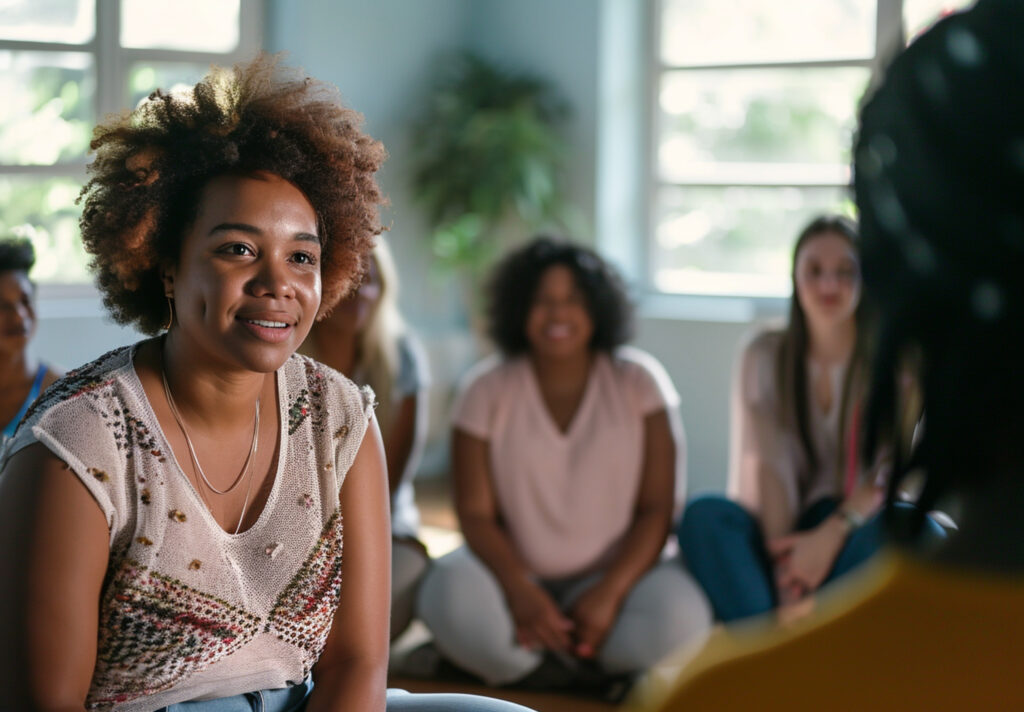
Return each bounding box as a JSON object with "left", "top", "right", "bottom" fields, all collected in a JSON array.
[
  {"left": 0, "top": 55, "right": 532, "bottom": 712},
  {"left": 416, "top": 236, "right": 711, "bottom": 694}
]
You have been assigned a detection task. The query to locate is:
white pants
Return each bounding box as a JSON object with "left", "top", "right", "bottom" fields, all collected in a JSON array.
[
  {"left": 416, "top": 546, "right": 711, "bottom": 686},
  {"left": 392, "top": 538, "right": 430, "bottom": 640}
]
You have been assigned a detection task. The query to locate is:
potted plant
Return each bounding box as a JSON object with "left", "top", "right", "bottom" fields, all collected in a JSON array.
[{"left": 410, "top": 52, "right": 575, "bottom": 279}]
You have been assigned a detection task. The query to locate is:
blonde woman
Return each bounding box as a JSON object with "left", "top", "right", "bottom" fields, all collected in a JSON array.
[{"left": 303, "top": 239, "right": 430, "bottom": 640}]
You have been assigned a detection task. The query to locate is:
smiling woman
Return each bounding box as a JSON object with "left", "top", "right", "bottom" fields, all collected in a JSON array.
[
  {"left": 0, "top": 54, "right": 534, "bottom": 712},
  {"left": 417, "top": 237, "right": 711, "bottom": 695},
  {"left": 677, "top": 215, "right": 943, "bottom": 625}
]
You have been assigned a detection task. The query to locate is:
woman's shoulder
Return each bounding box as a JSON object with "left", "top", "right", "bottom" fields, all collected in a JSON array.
[
  {"left": 1, "top": 343, "right": 143, "bottom": 476},
  {"left": 742, "top": 328, "right": 785, "bottom": 361},
  {"left": 735, "top": 328, "right": 785, "bottom": 408},
  {"left": 395, "top": 330, "right": 430, "bottom": 391},
  {"left": 284, "top": 352, "right": 375, "bottom": 415},
  {"left": 608, "top": 345, "right": 669, "bottom": 375},
  {"left": 607, "top": 346, "right": 681, "bottom": 409},
  {"left": 19, "top": 344, "right": 137, "bottom": 430},
  {"left": 457, "top": 352, "right": 523, "bottom": 393}
]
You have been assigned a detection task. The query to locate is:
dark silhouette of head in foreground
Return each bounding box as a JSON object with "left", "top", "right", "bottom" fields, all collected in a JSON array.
[{"left": 856, "top": 0, "right": 1024, "bottom": 566}]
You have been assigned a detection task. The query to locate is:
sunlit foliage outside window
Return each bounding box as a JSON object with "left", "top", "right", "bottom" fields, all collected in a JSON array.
[
  {"left": 654, "top": 0, "right": 975, "bottom": 297},
  {"left": 0, "top": 0, "right": 253, "bottom": 284}
]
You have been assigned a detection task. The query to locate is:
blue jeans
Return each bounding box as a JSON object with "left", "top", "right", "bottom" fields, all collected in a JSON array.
[
  {"left": 159, "top": 677, "right": 535, "bottom": 711},
  {"left": 677, "top": 495, "right": 945, "bottom": 622}
]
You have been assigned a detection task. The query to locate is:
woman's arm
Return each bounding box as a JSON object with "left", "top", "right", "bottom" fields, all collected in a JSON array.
[
  {"left": 569, "top": 409, "right": 676, "bottom": 658},
  {"left": 383, "top": 392, "right": 423, "bottom": 497},
  {"left": 307, "top": 417, "right": 390, "bottom": 712},
  {"left": 452, "top": 428, "right": 573, "bottom": 652},
  {"left": 0, "top": 443, "right": 109, "bottom": 711},
  {"left": 769, "top": 479, "right": 884, "bottom": 599},
  {"left": 728, "top": 338, "right": 797, "bottom": 540}
]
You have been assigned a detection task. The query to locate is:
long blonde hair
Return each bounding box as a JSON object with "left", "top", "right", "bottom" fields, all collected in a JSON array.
[{"left": 355, "top": 239, "right": 406, "bottom": 432}]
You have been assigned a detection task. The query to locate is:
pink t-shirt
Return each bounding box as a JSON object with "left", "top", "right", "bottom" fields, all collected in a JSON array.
[{"left": 452, "top": 346, "right": 683, "bottom": 580}]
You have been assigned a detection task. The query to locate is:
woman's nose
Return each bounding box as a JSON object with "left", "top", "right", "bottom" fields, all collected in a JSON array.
[{"left": 250, "top": 259, "right": 295, "bottom": 299}]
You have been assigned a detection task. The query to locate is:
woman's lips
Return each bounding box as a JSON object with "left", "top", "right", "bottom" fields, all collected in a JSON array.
[
  {"left": 237, "top": 317, "right": 294, "bottom": 343},
  {"left": 543, "top": 323, "right": 572, "bottom": 340}
]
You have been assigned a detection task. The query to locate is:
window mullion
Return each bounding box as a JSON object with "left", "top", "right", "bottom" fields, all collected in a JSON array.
[
  {"left": 95, "top": 0, "right": 123, "bottom": 117},
  {"left": 877, "top": 0, "right": 905, "bottom": 74}
]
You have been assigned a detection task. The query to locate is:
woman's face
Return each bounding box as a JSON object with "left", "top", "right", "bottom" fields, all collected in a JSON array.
[
  {"left": 329, "top": 253, "right": 381, "bottom": 333},
  {"left": 525, "top": 264, "right": 594, "bottom": 359},
  {"left": 794, "top": 231, "right": 861, "bottom": 330},
  {"left": 165, "top": 171, "right": 322, "bottom": 374},
  {"left": 0, "top": 270, "right": 35, "bottom": 357}
]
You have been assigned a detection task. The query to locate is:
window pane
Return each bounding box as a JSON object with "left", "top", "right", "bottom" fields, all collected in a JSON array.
[
  {"left": 904, "top": 0, "right": 976, "bottom": 42},
  {"left": 121, "top": 0, "right": 240, "bottom": 52},
  {"left": 0, "top": 176, "right": 89, "bottom": 284},
  {"left": 661, "top": 0, "right": 876, "bottom": 66},
  {"left": 0, "top": 51, "right": 94, "bottom": 165},
  {"left": 652, "top": 186, "right": 854, "bottom": 296},
  {"left": 0, "top": 0, "right": 94, "bottom": 44},
  {"left": 128, "top": 61, "right": 209, "bottom": 108},
  {"left": 658, "top": 68, "right": 869, "bottom": 183}
]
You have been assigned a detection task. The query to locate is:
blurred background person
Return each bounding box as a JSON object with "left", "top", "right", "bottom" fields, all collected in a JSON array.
[
  {"left": 417, "top": 236, "right": 710, "bottom": 694},
  {"left": 0, "top": 237, "right": 62, "bottom": 448},
  {"left": 678, "top": 215, "right": 938, "bottom": 623},
  {"left": 647, "top": 1, "right": 1024, "bottom": 707},
  {"left": 302, "top": 239, "right": 431, "bottom": 641}
]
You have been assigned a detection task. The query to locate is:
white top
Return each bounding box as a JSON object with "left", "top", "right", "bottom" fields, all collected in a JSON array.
[
  {"left": 728, "top": 330, "right": 866, "bottom": 529},
  {"left": 1, "top": 342, "right": 373, "bottom": 712},
  {"left": 452, "top": 346, "right": 684, "bottom": 580}
]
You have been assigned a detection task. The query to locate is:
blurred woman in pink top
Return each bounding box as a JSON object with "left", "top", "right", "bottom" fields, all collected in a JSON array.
[{"left": 416, "top": 237, "right": 711, "bottom": 697}]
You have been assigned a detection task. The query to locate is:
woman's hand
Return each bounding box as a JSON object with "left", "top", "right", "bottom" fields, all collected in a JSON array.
[
  {"left": 767, "top": 516, "right": 847, "bottom": 600},
  {"left": 505, "top": 577, "right": 574, "bottom": 653},
  {"left": 569, "top": 579, "right": 625, "bottom": 659}
]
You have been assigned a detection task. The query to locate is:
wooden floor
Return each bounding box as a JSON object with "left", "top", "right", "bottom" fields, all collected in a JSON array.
[{"left": 394, "top": 476, "right": 621, "bottom": 711}]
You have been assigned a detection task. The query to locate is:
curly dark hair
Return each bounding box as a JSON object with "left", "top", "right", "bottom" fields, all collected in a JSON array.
[
  {"left": 78, "top": 53, "right": 387, "bottom": 335},
  {"left": 485, "top": 236, "right": 633, "bottom": 355},
  {"left": 0, "top": 238, "right": 35, "bottom": 274}
]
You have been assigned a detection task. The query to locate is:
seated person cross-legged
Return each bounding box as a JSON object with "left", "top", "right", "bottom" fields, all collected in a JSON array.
[
  {"left": 678, "top": 216, "right": 943, "bottom": 625},
  {"left": 417, "top": 237, "right": 711, "bottom": 693},
  {"left": 646, "top": 2, "right": 1024, "bottom": 708}
]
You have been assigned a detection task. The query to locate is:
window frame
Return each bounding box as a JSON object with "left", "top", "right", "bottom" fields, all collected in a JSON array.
[
  {"left": 644, "top": 0, "right": 904, "bottom": 310},
  {"left": 0, "top": 0, "right": 263, "bottom": 300}
]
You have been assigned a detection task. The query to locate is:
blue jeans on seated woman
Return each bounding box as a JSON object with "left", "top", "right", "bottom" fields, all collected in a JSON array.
[
  {"left": 676, "top": 495, "right": 947, "bottom": 623},
  {"left": 157, "top": 676, "right": 536, "bottom": 711}
]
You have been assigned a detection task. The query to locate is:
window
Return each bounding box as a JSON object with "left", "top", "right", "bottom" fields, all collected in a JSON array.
[
  {"left": 0, "top": 0, "right": 261, "bottom": 284},
  {"left": 651, "top": 0, "right": 976, "bottom": 298}
]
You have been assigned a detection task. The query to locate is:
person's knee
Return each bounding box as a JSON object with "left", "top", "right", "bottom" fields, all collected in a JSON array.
[
  {"left": 600, "top": 567, "right": 712, "bottom": 673},
  {"left": 678, "top": 495, "right": 749, "bottom": 545},
  {"left": 417, "top": 548, "right": 504, "bottom": 632}
]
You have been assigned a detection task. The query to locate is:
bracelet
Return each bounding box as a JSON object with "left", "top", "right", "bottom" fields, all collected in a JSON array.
[{"left": 834, "top": 508, "right": 866, "bottom": 532}]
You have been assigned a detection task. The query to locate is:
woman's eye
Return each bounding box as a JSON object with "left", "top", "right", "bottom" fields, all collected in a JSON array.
[
  {"left": 222, "top": 243, "right": 254, "bottom": 256},
  {"left": 292, "top": 251, "right": 319, "bottom": 266}
]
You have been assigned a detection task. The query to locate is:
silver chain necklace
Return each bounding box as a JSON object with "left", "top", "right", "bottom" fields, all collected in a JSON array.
[{"left": 161, "top": 369, "right": 260, "bottom": 535}]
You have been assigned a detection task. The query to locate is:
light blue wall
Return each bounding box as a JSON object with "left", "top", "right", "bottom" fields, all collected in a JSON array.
[{"left": 466, "top": 0, "right": 601, "bottom": 238}]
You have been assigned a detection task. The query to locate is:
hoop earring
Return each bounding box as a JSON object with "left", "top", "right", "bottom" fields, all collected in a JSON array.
[{"left": 163, "top": 296, "right": 174, "bottom": 331}]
